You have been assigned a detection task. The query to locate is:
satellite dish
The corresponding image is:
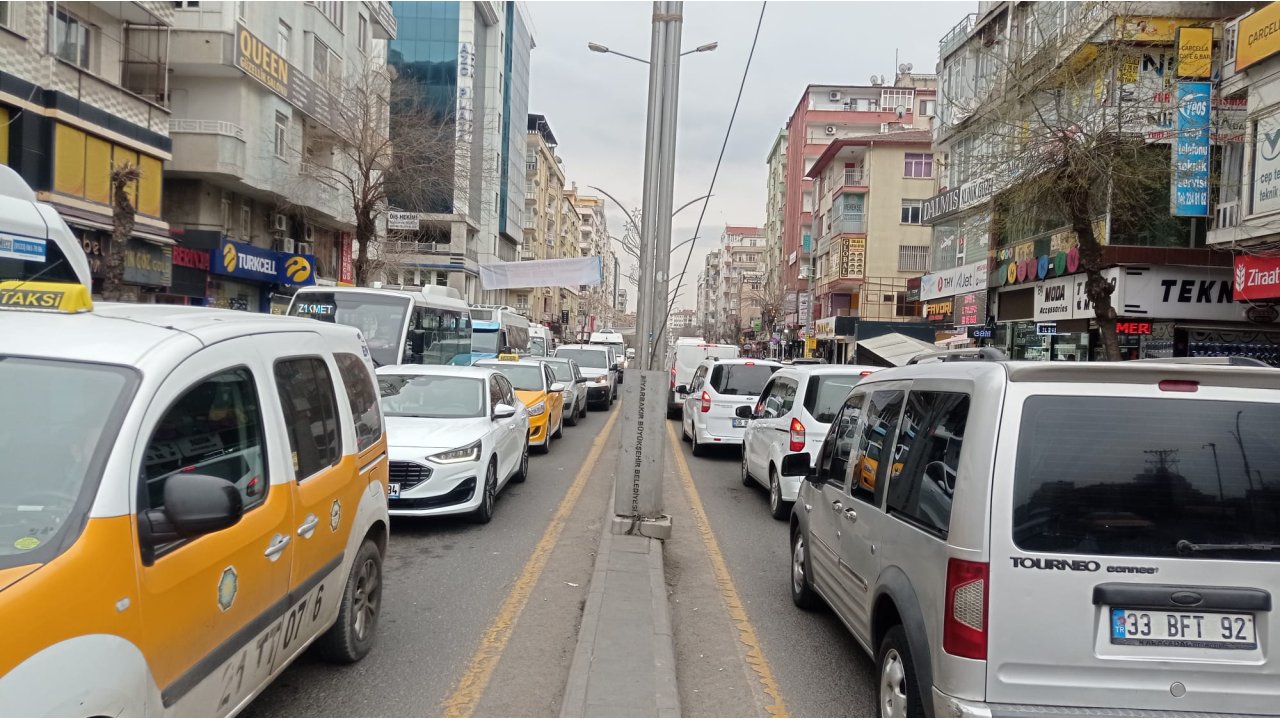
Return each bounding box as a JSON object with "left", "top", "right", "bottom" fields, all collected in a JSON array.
[
  {"left": 898, "top": 63, "right": 908, "bottom": 73},
  {"left": 896, "top": 105, "right": 906, "bottom": 119},
  {"left": 870, "top": 74, "right": 879, "bottom": 84},
  {"left": 881, "top": 75, "right": 888, "bottom": 84},
  {"left": 906, "top": 63, "right": 913, "bottom": 71}
]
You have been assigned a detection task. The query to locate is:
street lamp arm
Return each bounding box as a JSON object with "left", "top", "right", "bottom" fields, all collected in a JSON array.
[
  {"left": 586, "top": 42, "right": 649, "bottom": 64},
  {"left": 588, "top": 185, "right": 642, "bottom": 239},
  {"left": 672, "top": 194, "right": 712, "bottom": 219},
  {"left": 679, "top": 41, "right": 719, "bottom": 56}
]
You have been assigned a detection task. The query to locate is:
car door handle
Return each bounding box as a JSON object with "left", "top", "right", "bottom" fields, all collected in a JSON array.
[
  {"left": 831, "top": 501, "right": 843, "bottom": 512},
  {"left": 844, "top": 508, "right": 858, "bottom": 522},
  {"left": 298, "top": 514, "right": 319, "bottom": 538},
  {"left": 264, "top": 533, "right": 291, "bottom": 560}
]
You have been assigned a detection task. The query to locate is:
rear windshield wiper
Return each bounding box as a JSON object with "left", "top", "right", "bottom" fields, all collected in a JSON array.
[{"left": 1177, "top": 539, "right": 1280, "bottom": 554}]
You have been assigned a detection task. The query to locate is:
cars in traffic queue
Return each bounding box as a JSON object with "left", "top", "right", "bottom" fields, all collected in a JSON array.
[
  {"left": 554, "top": 344, "right": 618, "bottom": 410},
  {"left": 782, "top": 349, "right": 1280, "bottom": 718},
  {"left": 589, "top": 331, "right": 628, "bottom": 381},
  {"left": 475, "top": 355, "right": 566, "bottom": 453},
  {"left": 0, "top": 282, "right": 391, "bottom": 717},
  {"left": 738, "top": 364, "right": 880, "bottom": 519},
  {"left": 540, "top": 356, "right": 590, "bottom": 426},
  {"left": 375, "top": 366, "right": 530, "bottom": 524},
  {"left": 666, "top": 339, "right": 739, "bottom": 418},
  {"left": 677, "top": 358, "right": 781, "bottom": 456}
]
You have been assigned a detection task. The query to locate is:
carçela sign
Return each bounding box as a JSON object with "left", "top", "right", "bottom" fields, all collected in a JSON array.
[{"left": 213, "top": 239, "right": 317, "bottom": 286}]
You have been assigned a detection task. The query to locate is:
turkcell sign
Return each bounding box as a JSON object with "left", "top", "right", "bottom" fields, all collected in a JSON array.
[{"left": 1173, "top": 81, "right": 1211, "bottom": 217}]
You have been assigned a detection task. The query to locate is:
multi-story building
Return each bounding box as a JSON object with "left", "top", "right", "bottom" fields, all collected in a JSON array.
[
  {"left": 930, "top": 1, "right": 1260, "bottom": 362},
  {"left": 668, "top": 308, "right": 698, "bottom": 333},
  {"left": 385, "top": 0, "right": 532, "bottom": 303},
  {"left": 762, "top": 130, "right": 787, "bottom": 341},
  {"left": 508, "top": 112, "right": 562, "bottom": 324},
  {"left": 552, "top": 192, "right": 582, "bottom": 334},
  {"left": 696, "top": 249, "right": 721, "bottom": 339},
  {"left": 568, "top": 188, "right": 616, "bottom": 335},
  {"left": 777, "top": 71, "right": 937, "bottom": 340},
  {"left": 616, "top": 287, "right": 628, "bottom": 313},
  {"left": 716, "top": 225, "right": 766, "bottom": 342},
  {"left": 1, "top": 1, "right": 174, "bottom": 300},
  {"left": 162, "top": 1, "right": 396, "bottom": 312}
]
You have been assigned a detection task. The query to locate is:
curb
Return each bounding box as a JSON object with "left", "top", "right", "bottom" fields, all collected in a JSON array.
[{"left": 560, "top": 527, "right": 679, "bottom": 718}]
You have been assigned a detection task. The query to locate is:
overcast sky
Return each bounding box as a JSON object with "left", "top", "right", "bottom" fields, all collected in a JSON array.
[{"left": 525, "top": 0, "right": 972, "bottom": 311}]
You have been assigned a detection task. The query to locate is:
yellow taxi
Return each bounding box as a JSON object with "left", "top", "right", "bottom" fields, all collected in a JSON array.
[
  {"left": 0, "top": 281, "right": 390, "bottom": 716},
  {"left": 475, "top": 355, "right": 566, "bottom": 453}
]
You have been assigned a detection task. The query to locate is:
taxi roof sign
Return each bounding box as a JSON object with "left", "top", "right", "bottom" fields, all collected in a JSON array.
[
  {"left": 497, "top": 353, "right": 521, "bottom": 361},
  {"left": 0, "top": 281, "right": 94, "bottom": 313}
]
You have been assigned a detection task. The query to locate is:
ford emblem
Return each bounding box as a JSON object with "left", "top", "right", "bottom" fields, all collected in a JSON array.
[{"left": 1170, "top": 591, "right": 1203, "bottom": 606}]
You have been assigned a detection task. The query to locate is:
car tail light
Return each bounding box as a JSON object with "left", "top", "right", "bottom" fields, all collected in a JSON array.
[
  {"left": 860, "top": 370, "right": 873, "bottom": 376},
  {"left": 700, "top": 391, "right": 711, "bottom": 413},
  {"left": 1159, "top": 379, "right": 1199, "bottom": 393},
  {"left": 670, "top": 366, "right": 676, "bottom": 389},
  {"left": 789, "top": 418, "right": 805, "bottom": 452},
  {"left": 943, "top": 558, "right": 988, "bottom": 660},
  {"left": 746, "top": 361, "right": 755, "bottom": 366}
]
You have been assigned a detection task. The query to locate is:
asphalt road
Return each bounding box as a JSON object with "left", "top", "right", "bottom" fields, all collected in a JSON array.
[
  {"left": 674, "top": 429, "right": 879, "bottom": 718},
  {"left": 245, "top": 403, "right": 616, "bottom": 717}
]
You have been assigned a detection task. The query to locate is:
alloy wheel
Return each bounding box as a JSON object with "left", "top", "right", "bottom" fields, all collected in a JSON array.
[
  {"left": 791, "top": 534, "right": 807, "bottom": 596},
  {"left": 351, "top": 556, "right": 382, "bottom": 641}
]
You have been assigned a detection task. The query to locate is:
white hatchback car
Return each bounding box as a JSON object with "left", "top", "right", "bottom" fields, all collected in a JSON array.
[
  {"left": 678, "top": 358, "right": 781, "bottom": 456},
  {"left": 376, "top": 366, "right": 530, "bottom": 524},
  {"left": 738, "top": 364, "right": 880, "bottom": 519}
]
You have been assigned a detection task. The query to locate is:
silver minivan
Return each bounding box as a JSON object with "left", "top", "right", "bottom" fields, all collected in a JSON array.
[{"left": 784, "top": 355, "right": 1280, "bottom": 717}]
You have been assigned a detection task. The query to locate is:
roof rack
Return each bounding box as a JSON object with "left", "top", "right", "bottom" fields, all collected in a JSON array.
[{"left": 907, "top": 347, "right": 1009, "bottom": 365}]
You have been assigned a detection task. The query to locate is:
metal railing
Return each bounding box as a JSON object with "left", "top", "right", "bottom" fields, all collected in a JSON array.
[
  {"left": 832, "top": 213, "right": 866, "bottom": 235},
  {"left": 940, "top": 13, "right": 976, "bottom": 59},
  {"left": 383, "top": 240, "right": 452, "bottom": 254},
  {"left": 169, "top": 119, "right": 245, "bottom": 140},
  {"left": 840, "top": 169, "right": 865, "bottom": 188},
  {"left": 1216, "top": 199, "right": 1240, "bottom": 230}
]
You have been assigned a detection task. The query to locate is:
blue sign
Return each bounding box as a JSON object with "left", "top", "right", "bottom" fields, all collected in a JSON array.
[
  {"left": 212, "top": 239, "right": 316, "bottom": 286},
  {"left": 1173, "top": 82, "right": 1211, "bottom": 217},
  {"left": 802, "top": 234, "right": 811, "bottom": 252},
  {"left": 969, "top": 327, "right": 994, "bottom": 339},
  {"left": 0, "top": 234, "right": 47, "bottom": 262}
]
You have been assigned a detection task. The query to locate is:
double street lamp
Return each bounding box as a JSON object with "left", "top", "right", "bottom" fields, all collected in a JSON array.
[{"left": 587, "top": 41, "right": 718, "bottom": 64}]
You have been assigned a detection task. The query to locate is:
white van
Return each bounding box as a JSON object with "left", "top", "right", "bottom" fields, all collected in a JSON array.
[
  {"left": 528, "top": 325, "right": 552, "bottom": 357},
  {"left": 666, "top": 339, "right": 739, "bottom": 417},
  {"left": 0, "top": 165, "right": 92, "bottom": 288}
]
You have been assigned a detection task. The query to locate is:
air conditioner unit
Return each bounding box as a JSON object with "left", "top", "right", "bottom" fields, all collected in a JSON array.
[
  {"left": 295, "top": 241, "right": 314, "bottom": 257},
  {"left": 304, "top": 224, "right": 316, "bottom": 242},
  {"left": 273, "top": 214, "right": 288, "bottom": 233},
  {"left": 828, "top": 90, "right": 842, "bottom": 101},
  {"left": 277, "top": 237, "right": 297, "bottom": 254},
  {"left": 825, "top": 125, "right": 837, "bottom": 136}
]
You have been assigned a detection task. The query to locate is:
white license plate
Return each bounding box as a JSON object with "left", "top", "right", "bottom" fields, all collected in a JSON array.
[
  {"left": 1110, "top": 608, "right": 1257, "bottom": 649},
  {"left": 732, "top": 418, "right": 748, "bottom": 428},
  {"left": 387, "top": 482, "right": 401, "bottom": 500}
]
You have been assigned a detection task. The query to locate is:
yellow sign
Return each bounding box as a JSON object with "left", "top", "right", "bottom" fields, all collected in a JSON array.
[
  {"left": 1237, "top": 2, "right": 1280, "bottom": 71},
  {"left": 805, "top": 337, "right": 817, "bottom": 351},
  {"left": 0, "top": 281, "right": 93, "bottom": 313},
  {"left": 497, "top": 353, "right": 521, "bottom": 361},
  {"left": 1116, "top": 17, "right": 1182, "bottom": 43},
  {"left": 235, "top": 26, "right": 289, "bottom": 97},
  {"left": 1176, "top": 27, "right": 1213, "bottom": 78},
  {"left": 284, "top": 255, "right": 312, "bottom": 283},
  {"left": 223, "top": 242, "right": 238, "bottom": 273}
]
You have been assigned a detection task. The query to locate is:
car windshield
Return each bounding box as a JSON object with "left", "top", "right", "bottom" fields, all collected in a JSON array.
[
  {"left": 378, "top": 374, "right": 485, "bottom": 418},
  {"left": 1013, "top": 396, "right": 1280, "bottom": 561},
  {"left": 480, "top": 363, "right": 544, "bottom": 391},
  {"left": 544, "top": 360, "right": 577, "bottom": 382},
  {"left": 288, "top": 291, "right": 410, "bottom": 368},
  {"left": 472, "top": 329, "right": 501, "bottom": 354},
  {"left": 0, "top": 357, "right": 137, "bottom": 569},
  {"left": 710, "top": 364, "right": 776, "bottom": 396},
  {"left": 557, "top": 348, "right": 609, "bottom": 370},
  {"left": 804, "top": 375, "right": 864, "bottom": 424}
]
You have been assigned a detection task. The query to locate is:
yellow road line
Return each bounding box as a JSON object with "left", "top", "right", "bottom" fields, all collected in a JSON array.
[
  {"left": 666, "top": 421, "right": 790, "bottom": 718},
  {"left": 441, "top": 407, "right": 620, "bottom": 717}
]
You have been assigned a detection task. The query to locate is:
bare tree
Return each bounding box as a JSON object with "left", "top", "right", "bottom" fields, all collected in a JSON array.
[{"left": 104, "top": 162, "right": 142, "bottom": 302}]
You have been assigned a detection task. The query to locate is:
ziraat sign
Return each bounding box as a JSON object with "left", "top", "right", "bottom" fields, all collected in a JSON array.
[{"left": 1233, "top": 255, "right": 1280, "bottom": 302}]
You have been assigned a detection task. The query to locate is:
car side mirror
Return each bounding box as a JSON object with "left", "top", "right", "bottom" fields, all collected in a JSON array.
[
  {"left": 780, "top": 452, "right": 814, "bottom": 479},
  {"left": 550, "top": 382, "right": 566, "bottom": 393},
  {"left": 611, "top": 363, "right": 620, "bottom": 371},
  {"left": 575, "top": 377, "right": 588, "bottom": 384},
  {"left": 494, "top": 403, "right": 517, "bottom": 419},
  {"left": 674, "top": 384, "right": 689, "bottom": 395},
  {"left": 734, "top": 405, "right": 753, "bottom": 419},
  {"left": 142, "top": 473, "right": 244, "bottom": 547}
]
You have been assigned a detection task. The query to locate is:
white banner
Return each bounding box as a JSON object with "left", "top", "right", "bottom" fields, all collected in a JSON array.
[
  {"left": 479, "top": 256, "right": 603, "bottom": 290},
  {"left": 1115, "top": 265, "right": 1257, "bottom": 323},
  {"left": 387, "top": 211, "right": 419, "bottom": 231},
  {"left": 920, "top": 260, "right": 988, "bottom": 300}
]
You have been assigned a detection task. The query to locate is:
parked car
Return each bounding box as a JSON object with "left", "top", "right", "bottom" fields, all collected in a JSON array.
[
  {"left": 475, "top": 357, "right": 565, "bottom": 454},
  {"left": 666, "top": 339, "right": 739, "bottom": 418},
  {"left": 677, "top": 358, "right": 780, "bottom": 456},
  {"left": 782, "top": 350, "right": 1280, "bottom": 717},
  {"left": 377, "top": 365, "right": 530, "bottom": 523},
  {"left": 738, "top": 364, "right": 880, "bottom": 519},
  {"left": 555, "top": 344, "right": 619, "bottom": 409},
  {"left": 541, "top": 356, "right": 590, "bottom": 425}
]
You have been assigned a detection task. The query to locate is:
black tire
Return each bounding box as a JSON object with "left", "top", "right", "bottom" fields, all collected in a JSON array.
[
  {"left": 565, "top": 400, "right": 579, "bottom": 426},
  {"left": 666, "top": 405, "right": 680, "bottom": 420},
  {"left": 535, "top": 426, "right": 551, "bottom": 454},
  {"left": 470, "top": 459, "right": 498, "bottom": 523},
  {"left": 579, "top": 401, "right": 587, "bottom": 419},
  {"left": 510, "top": 442, "right": 529, "bottom": 483},
  {"left": 741, "top": 450, "right": 754, "bottom": 487},
  {"left": 769, "top": 468, "right": 791, "bottom": 521},
  {"left": 790, "top": 529, "right": 819, "bottom": 611},
  {"left": 877, "top": 626, "right": 925, "bottom": 718},
  {"left": 316, "top": 538, "right": 383, "bottom": 663},
  {"left": 691, "top": 430, "right": 706, "bottom": 457}
]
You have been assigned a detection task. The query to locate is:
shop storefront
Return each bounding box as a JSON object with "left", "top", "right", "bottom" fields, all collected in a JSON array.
[
  {"left": 79, "top": 233, "right": 174, "bottom": 301},
  {"left": 208, "top": 238, "right": 317, "bottom": 312}
]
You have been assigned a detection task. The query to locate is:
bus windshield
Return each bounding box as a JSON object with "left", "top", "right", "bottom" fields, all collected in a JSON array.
[
  {"left": 289, "top": 291, "right": 410, "bottom": 368},
  {"left": 472, "top": 329, "right": 502, "bottom": 354}
]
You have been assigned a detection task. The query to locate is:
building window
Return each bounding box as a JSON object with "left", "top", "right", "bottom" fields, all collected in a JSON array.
[
  {"left": 314, "top": 0, "right": 343, "bottom": 30},
  {"left": 313, "top": 36, "right": 340, "bottom": 92},
  {"left": 277, "top": 20, "right": 291, "bottom": 60},
  {"left": 919, "top": 99, "right": 936, "bottom": 116},
  {"left": 895, "top": 292, "right": 921, "bottom": 317},
  {"left": 274, "top": 112, "right": 289, "bottom": 158},
  {"left": 357, "top": 14, "right": 369, "bottom": 53},
  {"left": 904, "top": 152, "right": 933, "bottom": 178},
  {"left": 0, "top": 3, "right": 10, "bottom": 29},
  {"left": 237, "top": 1, "right": 247, "bottom": 19},
  {"left": 240, "top": 204, "right": 252, "bottom": 236},
  {"left": 436, "top": 272, "right": 448, "bottom": 287},
  {"left": 900, "top": 200, "right": 923, "bottom": 224},
  {"left": 172, "top": 1, "right": 201, "bottom": 8},
  {"left": 220, "top": 196, "right": 232, "bottom": 232},
  {"left": 898, "top": 245, "right": 930, "bottom": 272},
  {"left": 49, "top": 8, "right": 91, "bottom": 70}
]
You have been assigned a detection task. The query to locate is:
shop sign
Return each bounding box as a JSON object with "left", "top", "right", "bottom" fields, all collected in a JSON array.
[
  {"left": 956, "top": 291, "right": 987, "bottom": 327},
  {"left": 1034, "top": 276, "right": 1076, "bottom": 321},
  {"left": 1251, "top": 111, "right": 1280, "bottom": 216},
  {"left": 1036, "top": 322, "right": 1058, "bottom": 336},
  {"left": 921, "top": 260, "right": 987, "bottom": 301},
  {"left": 1236, "top": 2, "right": 1280, "bottom": 71},
  {"left": 1176, "top": 27, "right": 1213, "bottom": 78},
  {"left": 1116, "top": 265, "right": 1262, "bottom": 322},
  {"left": 213, "top": 239, "right": 316, "bottom": 287},
  {"left": 387, "top": 212, "right": 418, "bottom": 231},
  {"left": 906, "top": 276, "right": 921, "bottom": 302},
  {"left": 1116, "top": 321, "right": 1153, "bottom": 335},
  {"left": 814, "top": 317, "right": 837, "bottom": 339},
  {"left": 921, "top": 176, "right": 996, "bottom": 225},
  {"left": 1233, "top": 254, "right": 1280, "bottom": 301},
  {"left": 124, "top": 242, "right": 173, "bottom": 287},
  {"left": 171, "top": 246, "right": 210, "bottom": 271},
  {"left": 1172, "top": 82, "right": 1211, "bottom": 217},
  {"left": 0, "top": 233, "right": 46, "bottom": 262},
  {"left": 234, "top": 23, "right": 337, "bottom": 131},
  {"left": 969, "top": 327, "right": 994, "bottom": 339},
  {"left": 798, "top": 292, "right": 812, "bottom": 327},
  {"left": 339, "top": 233, "right": 355, "bottom": 285},
  {"left": 924, "top": 299, "right": 953, "bottom": 322}
]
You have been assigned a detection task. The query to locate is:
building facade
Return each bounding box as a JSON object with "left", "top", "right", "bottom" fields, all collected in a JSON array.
[
  {"left": 696, "top": 249, "right": 721, "bottom": 339},
  {"left": 508, "top": 112, "right": 563, "bottom": 328},
  {"left": 568, "top": 188, "right": 616, "bottom": 335},
  {"left": 715, "top": 225, "right": 765, "bottom": 343},
  {"left": 761, "top": 130, "right": 787, "bottom": 346}
]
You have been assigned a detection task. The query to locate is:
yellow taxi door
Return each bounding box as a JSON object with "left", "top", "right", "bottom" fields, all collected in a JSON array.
[
  {"left": 263, "top": 342, "right": 382, "bottom": 664},
  {"left": 130, "top": 339, "right": 294, "bottom": 716},
  {"left": 545, "top": 363, "right": 565, "bottom": 430}
]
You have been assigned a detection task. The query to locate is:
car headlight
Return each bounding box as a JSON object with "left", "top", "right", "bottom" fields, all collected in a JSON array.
[
  {"left": 428, "top": 440, "right": 482, "bottom": 464},
  {"left": 528, "top": 400, "right": 547, "bottom": 415},
  {"left": 594, "top": 375, "right": 608, "bottom": 384}
]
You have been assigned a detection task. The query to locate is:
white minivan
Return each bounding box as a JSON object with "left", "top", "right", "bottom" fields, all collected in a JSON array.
[
  {"left": 666, "top": 339, "right": 739, "bottom": 417},
  {"left": 677, "top": 358, "right": 780, "bottom": 455}
]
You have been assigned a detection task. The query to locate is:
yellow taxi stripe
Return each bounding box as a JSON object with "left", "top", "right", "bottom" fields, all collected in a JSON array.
[{"left": 441, "top": 406, "right": 621, "bottom": 717}]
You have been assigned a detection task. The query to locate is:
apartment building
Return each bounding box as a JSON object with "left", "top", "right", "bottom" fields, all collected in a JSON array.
[
  {"left": 508, "top": 113, "right": 562, "bottom": 324},
  {"left": 762, "top": 129, "right": 787, "bottom": 337},
  {"left": 715, "top": 225, "right": 765, "bottom": 342},
  {"left": 568, "top": 188, "right": 617, "bottom": 335},
  {"left": 0, "top": 1, "right": 174, "bottom": 299},
  {"left": 696, "top": 249, "right": 721, "bottom": 339},
  {"left": 667, "top": 308, "right": 698, "bottom": 332}
]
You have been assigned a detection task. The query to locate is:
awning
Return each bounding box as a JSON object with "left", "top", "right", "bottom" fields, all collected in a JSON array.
[
  {"left": 856, "top": 333, "right": 937, "bottom": 367},
  {"left": 60, "top": 208, "right": 175, "bottom": 246}
]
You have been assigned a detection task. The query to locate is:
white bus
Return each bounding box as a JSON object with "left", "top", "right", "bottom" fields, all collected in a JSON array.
[
  {"left": 288, "top": 285, "right": 472, "bottom": 367},
  {"left": 468, "top": 304, "right": 531, "bottom": 362},
  {"left": 528, "top": 324, "right": 552, "bottom": 357}
]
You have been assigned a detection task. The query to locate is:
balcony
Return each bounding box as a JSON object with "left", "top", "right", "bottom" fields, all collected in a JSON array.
[
  {"left": 831, "top": 169, "right": 867, "bottom": 198},
  {"left": 383, "top": 240, "right": 454, "bottom": 255},
  {"left": 940, "top": 13, "right": 977, "bottom": 59},
  {"left": 831, "top": 213, "right": 866, "bottom": 236},
  {"left": 167, "top": 120, "right": 246, "bottom": 178}
]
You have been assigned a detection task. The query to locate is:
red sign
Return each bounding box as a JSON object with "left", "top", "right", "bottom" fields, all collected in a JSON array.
[
  {"left": 1116, "top": 321, "right": 1152, "bottom": 335},
  {"left": 339, "top": 233, "right": 355, "bottom": 284},
  {"left": 171, "top": 246, "right": 210, "bottom": 271},
  {"left": 1233, "top": 255, "right": 1280, "bottom": 301}
]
